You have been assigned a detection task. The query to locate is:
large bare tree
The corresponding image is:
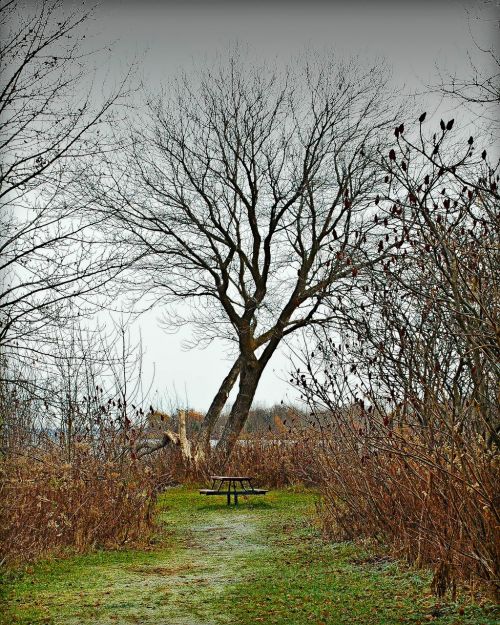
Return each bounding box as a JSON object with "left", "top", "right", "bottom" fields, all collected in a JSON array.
[{"left": 91, "top": 56, "right": 401, "bottom": 459}]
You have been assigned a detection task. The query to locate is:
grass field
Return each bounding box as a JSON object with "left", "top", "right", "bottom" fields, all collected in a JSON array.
[{"left": 1, "top": 488, "right": 498, "bottom": 624}]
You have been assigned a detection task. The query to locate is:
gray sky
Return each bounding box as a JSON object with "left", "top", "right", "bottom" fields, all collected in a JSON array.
[{"left": 83, "top": 0, "right": 498, "bottom": 411}]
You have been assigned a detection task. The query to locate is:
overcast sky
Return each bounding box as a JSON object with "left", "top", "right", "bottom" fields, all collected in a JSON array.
[{"left": 73, "top": 0, "right": 498, "bottom": 411}]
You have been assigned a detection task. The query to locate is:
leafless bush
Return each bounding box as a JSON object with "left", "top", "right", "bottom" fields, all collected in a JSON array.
[
  {"left": 215, "top": 429, "right": 320, "bottom": 488},
  {"left": 293, "top": 114, "right": 499, "bottom": 598},
  {"left": 311, "top": 419, "right": 499, "bottom": 599}
]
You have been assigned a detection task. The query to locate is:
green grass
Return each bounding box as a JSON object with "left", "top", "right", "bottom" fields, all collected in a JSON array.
[{"left": 1, "top": 488, "right": 498, "bottom": 624}]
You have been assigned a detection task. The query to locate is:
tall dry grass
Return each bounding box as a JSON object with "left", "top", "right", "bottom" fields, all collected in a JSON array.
[
  {"left": 0, "top": 444, "right": 157, "bottom": 566},
  {"left": 220, "top": 431, "right": 319, "bottom": 487},
  {"left": 314, "top": 421, "right": 499, "bottom": 600}
]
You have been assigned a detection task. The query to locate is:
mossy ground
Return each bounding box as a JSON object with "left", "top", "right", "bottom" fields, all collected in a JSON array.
[{"left": 1, "top": 488, "right": 498, "bottom": 624}]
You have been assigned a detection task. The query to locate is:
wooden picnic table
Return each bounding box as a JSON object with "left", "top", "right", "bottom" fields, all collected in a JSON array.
[{"left": 199, "top": 475, "right": 268, "bottom": 505}]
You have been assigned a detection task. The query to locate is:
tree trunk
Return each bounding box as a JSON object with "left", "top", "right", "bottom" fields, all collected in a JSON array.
[
  {"left": 193, "top": 356, "right": 241, "bottom": 462},
  {"left": 216, "top": 358, "right": 264, "bottom": 458},
  {"left": 178, "top": 410, "right": 192, "bottom": 460}
]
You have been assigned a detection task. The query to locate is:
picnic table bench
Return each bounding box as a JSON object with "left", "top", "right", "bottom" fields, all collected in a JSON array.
[{"left": 200, "top": 475, "right": 268, "bottom": 505}]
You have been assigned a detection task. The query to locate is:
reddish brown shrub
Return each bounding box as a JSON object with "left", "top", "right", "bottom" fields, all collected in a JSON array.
[
  {"left": 315, "top": 427, "right": 499, "bottom": 600},
  {"left": 0, "top": 444, "right": 157, "bottom": 565},
  {"left": 220, "top": 431, "right": 320, "bottom": 488}
]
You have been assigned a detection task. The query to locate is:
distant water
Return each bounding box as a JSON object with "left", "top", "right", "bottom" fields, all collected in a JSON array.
[{"left": 209, "top": 439, "right": 287, "bottom": 448}]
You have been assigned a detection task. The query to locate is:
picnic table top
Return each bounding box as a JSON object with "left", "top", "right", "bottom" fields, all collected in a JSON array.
[{"left": 210, "top": 475, "right": 253, "bottom": 481}]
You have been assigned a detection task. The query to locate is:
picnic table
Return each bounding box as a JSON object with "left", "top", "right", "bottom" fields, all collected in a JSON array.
[{"left": 199, "top": 475, "right": 268, "bottom": 505}]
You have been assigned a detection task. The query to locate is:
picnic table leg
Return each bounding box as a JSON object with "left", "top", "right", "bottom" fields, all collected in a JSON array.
[
  {"left": 227, "top": 490, "right": 231, "bottom": 506},
  {"left": 227, "top": 479, "right": 236, "bottom": 506}
]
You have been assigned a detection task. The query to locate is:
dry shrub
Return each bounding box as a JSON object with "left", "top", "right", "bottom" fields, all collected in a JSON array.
[
  {"left": 0, "top": 444, "right": 157, "bottom": 565},
  {"left": 316, "top": 426, "right": 499, "bottom": 600},
  {"left": 153, "top": 429, "right": 320, "bottom": 489},
  {"left": 143, "top": 446, "right": 183, "bottom": 488},
  {"left": 219, "top": 431, "right": 319, "bottom": 488}
]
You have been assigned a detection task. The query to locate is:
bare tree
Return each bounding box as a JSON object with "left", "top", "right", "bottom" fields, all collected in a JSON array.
[
  {"left": 0, "top": 0, "right": 131, "bottom": 364},
  {"left": 88, "top": 55, "right": 402, "bottom": 459},
  {"left": 0, "top": 316, "right": 153, "bottom": 463}
]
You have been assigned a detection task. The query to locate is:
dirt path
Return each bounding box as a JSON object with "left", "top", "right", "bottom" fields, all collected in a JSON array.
[
  {"left": 114, "top": 493, "right": 272, "bottom": 625},
  {"left": 2, "top": 488, "right": 498, "bottom": 625}
]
